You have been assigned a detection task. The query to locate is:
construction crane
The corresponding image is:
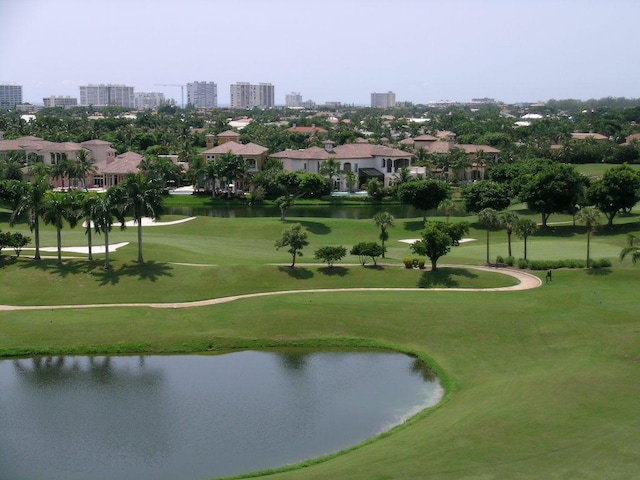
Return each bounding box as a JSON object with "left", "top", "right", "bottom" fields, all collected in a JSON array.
[{"left": 154, "top": 84, "right": 185, "bottom": 108}]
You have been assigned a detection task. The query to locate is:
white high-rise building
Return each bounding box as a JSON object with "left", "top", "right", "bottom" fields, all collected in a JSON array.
[
  {"left": 371, "top": 91, "right": 396, "bottom": 109},
  {"left": 230, "top": 82, "right": 275, "bottom": 109},
  {"left": 285, "top": 92, "right": 303, "bottom": 108},
  {"left": 0, "top": 84, "right": 23, "bottom": 110},
  {"left": 134, "top": 92, "right": 166, "bottom": 110},
  {"left": 43, "top": 96, "right": 78, "bottom": 108},
  {"left": 186, "top": 81, "right": 217, "bottom": 109},
  {"left": 79, "top": 84, "right": 135, "bottom": 108}
]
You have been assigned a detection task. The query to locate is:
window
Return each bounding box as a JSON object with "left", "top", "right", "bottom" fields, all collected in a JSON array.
[{"left": 343, "top": 162, "right": 351, "bottom": 172}]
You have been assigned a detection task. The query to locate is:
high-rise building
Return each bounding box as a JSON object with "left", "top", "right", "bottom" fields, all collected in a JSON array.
[
  {"left": 285, "top": 92, "right": 303, "bottom": 108},
  {"left": 186, "top": 81, "right": 217, "bottom": 109},
  {"left": 43, "top": 96, "right": 78, "bottom": 108},
  {"left": 371, "top": 91, "right": 396, "bottom": 109},
  {"left": 0, "top": 84, "right": 23, "bottom": 110},
  {"left": 79, "top": 84, "right": 135, "bottom": 108},
  {"left": 230, "top": 82, "right": 275, "bottom": 109},
  {"left": 134, "top": 92, "right": 166, "bottom": 110}
]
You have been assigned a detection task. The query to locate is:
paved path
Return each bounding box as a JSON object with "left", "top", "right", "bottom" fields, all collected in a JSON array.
[{"left": 0, "top": 266, "right": 541, "bottom": 312}]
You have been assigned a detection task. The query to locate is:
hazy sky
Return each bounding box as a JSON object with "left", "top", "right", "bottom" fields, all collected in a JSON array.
[{"left": 1, "top": 0, "right": 638, "bottom": 106}]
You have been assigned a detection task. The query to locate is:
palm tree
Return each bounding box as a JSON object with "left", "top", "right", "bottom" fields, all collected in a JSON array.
[
  {"left": 373, "top": 211, "right": 395, "bottom": 258},
  {"left": 41, "top": 191, "right": 80, "bottom": 263},
  {"left": 514, "top": 218, "right": 538, "bottom": 261},
  {"left": 620, "top": 234, "right": 640, "bottom": 265},
  {"left": 576, "top": 206, "right": 601, "bottom": 268},
  {"left": 499, "top": 211, "right": 520, "bottom": 258},
  {"left": 320, "top": 158, "right": 341, "bottom": 191},
  {"left": 11, "top": 176, "right": 51, "bottom": 260},
  {"left": 439, "top": 198, "right": 462, "bottom": 223},
  {"left": 93, "top": 189, "right": 126, "bottom": 269},
  {"left": 74, "top": 149, "right": 97, "bottom": 191},
  {"left": 478, "top": 208, "right": 500, "bottom": 264},
  {"left": 80, "top": 192, "right": 100, "bottom": 261},
  {"left": 120, "top": 172, "right": 163, "bottom": 263}
]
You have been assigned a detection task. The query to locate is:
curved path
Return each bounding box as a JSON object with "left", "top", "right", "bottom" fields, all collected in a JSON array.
[{"left": 0, "top": 266, "right": 541, "bottom": 312}]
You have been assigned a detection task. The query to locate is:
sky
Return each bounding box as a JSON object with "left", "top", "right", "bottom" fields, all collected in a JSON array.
[{"left": 1, "top": 0, "right": 639, "bottom": 106}]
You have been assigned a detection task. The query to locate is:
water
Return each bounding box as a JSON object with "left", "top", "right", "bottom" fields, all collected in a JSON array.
[
  {"left": 0, "top": 350, "right": 441, "bottom": 480},
  {"left": 165, "top": 203, "right": 424, "bottom": 219}
]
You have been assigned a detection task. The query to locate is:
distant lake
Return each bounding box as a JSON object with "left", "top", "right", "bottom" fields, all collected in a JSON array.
[
  {"left": 0, "top": 350, "right": 442, "bottom": 480},
  {"left": 165, "top": 203, "right": 425, "bottom": 219}
]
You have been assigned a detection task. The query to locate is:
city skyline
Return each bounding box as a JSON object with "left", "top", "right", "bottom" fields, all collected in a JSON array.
[{"left": 1, "top": 0, "right": 639, "bottom": 106}]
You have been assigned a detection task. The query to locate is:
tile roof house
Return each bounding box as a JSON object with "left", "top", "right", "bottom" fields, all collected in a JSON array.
[
  {"left": 399, "top": 133, "right": 499, "bottom": 181},
  {"left": 286, "top": 125, "right": 329, "bottom": 137},
  {"left": 201, "top": 140, "right": 269, "bottom": 193},
  {"left": 270, "top": 141, "right": 412, "bottom": 191},
  {"left": 91, "top": 151, "right": 144, "bottom": 188}
]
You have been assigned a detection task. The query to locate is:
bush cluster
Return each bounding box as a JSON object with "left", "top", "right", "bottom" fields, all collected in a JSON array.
[{"left": 403, "top": 258, "right": 426, "bottom": 269}]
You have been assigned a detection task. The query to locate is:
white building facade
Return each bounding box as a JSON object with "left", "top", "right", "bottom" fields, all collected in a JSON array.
[
  {"left": 186, "top": 81, "right": 217, "bottom": 109},
  {"left": 79, "top": 84, "right": 135, "bottom": 108},
  {"left": 230, "top": 82, "right": 274, "bottom": 109},
  {"left": 371, "top": 91, "right": 396, "bottom": 109}
]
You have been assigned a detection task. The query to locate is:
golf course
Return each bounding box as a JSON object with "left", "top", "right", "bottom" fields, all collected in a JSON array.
[{"left": 1, "top": 205, "right": 638, "bottom": 480}]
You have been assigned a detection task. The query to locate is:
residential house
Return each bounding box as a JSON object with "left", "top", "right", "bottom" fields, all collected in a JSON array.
[
  {"left": 270, "top": 141, "right": 412, "bottom": 191},
  {"left": 399, "top": 131, "right": 499, "bottom": 181},
  {"left": 201, "top": 138, "right": 269, "bottom": 192}
]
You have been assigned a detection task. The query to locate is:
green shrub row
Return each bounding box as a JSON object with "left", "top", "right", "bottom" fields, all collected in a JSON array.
[{"left": 512, "top": 258, "right": 612, "bottom": 270}]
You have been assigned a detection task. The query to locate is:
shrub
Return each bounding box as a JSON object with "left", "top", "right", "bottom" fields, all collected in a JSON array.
[
  {"left": 517, "top": 258, "right": 529, "bottom": 269},
  {"left": 496, "top": 255, "right": 504, "bottom": 264},
  {"left": 505, "top": 256, "right": 515, "bottom": 266},
  {"left": 403, "top": 258, "right": 414, "bottom": 269},
  {"left": 591, "top": 258, "right": 612, "bottom": 269},
  {"left": 418, "top": 259, "right": 425, "bottom": 269}
]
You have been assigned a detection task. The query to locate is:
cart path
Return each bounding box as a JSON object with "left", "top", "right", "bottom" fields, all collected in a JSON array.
[{"left": 0, "top": 266, "right": 542, "bottom": 312}]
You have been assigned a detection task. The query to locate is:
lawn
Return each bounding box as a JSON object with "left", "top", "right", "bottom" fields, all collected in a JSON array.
[{"left": 1, "top": 208, "right": 639, "bottom": 479}]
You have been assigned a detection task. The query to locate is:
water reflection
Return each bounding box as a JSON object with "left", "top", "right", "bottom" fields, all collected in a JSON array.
[
  {"left": 166, "top": 204, "right": 426, "bottom": 219},
  {"left": 1, "top": 351, "right": 441, "bottom": 480}
]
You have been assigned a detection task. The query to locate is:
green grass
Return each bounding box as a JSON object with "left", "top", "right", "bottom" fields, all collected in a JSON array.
[
  {"left": 574, "top": 162, "right": 640, "bottom": 178},
  {"left": 1, "top": 210, "right": 640, "bottom": 479}
]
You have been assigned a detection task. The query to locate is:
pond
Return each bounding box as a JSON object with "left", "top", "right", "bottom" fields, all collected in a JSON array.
[
  {"left": 0, "top": 350, "right": 442, "bottom": 480},
  {"left": 165, "top": 203, "right": 425, "bottom": 219}
]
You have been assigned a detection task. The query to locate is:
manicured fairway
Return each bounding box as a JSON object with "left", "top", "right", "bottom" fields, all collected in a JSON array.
[{"left": 1, "top": 211, "right": 639, "bottom": 479}]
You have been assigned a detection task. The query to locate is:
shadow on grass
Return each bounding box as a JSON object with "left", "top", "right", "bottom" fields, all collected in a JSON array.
[
  {"left": 586, "top": 267, "right": 613, "bottom": 276},
  {"left": 403, "top": 220, "right": 425, "bottom": 232},
  {"left": 91, "top": 261, "right": 173, "bottom": 286},
  {"left": 417, "top": 267, "right": 478, "bottom": 288},
  {"left": 277, "top": 265, "right": 314, "bottom": 279},
  {"left": 18, "top": 258, "right": 93, "bottom": 278},
  {"left": 297, "top": 220, "right": 332, "bottom": 235},
  {"left": 318, "top": 266, "right": 349, "bottom": 277},
  {"left": 0, "top": 255, "right": 18, "bottom": 268}
]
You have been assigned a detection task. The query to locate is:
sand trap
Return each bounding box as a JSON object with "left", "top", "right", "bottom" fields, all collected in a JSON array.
[
  {"left": 23, "top": 242, "right": 130, "bottom": 255},
  {"left": 399, "top": 238, "right": 476, "bottom": 244}
]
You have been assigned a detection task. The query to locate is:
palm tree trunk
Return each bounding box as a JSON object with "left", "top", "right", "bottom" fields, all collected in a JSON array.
[
  {"left": 507, "top": 232, "right": 512, "bottom": 258},
  {"left": 137, "top": 221, "right": 144, "bottom": 263},
  {"left": 87, "top": 226, "right": 93, "bottom": 261},
  {"left": 56, "top": 227, "right": 62, "bottom": 264},
  {"left": 524, "top": 237, "right": 528, "bottom": 260},
  {"left": 34, "top": 217, "right": 41, "bottom": 260},
  {"left": 486, "top": 230, "right": 490, "bottom": 264},
  {"left": 104, "top": 229, "right": 111, "bottom": 269}
]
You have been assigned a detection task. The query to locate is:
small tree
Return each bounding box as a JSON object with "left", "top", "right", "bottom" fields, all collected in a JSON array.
[
  {"left": 514, "top": 218, "right": 538, "bottom": 261},
  {"left": 351, "top": 242, "right": 385, "bottom": 266},
  {"left": 9, "top": 232, "right": 31, "bottom": 257},
  {"left": 397, "top": 179, "right": 451, "bottom": 223},
  {"left": 410, "top": 222, "right": 454, "bottom": 271},
  {"left": 275, "top": 223, "right": 309, "bottom": 268},
  {"left": 576, "top": 206, "right": 601, "bottom": 268},
  {"left": 620, "top": 234, "right": 640, "bottom": 265},
  {"left": 314, "top": 246, "right": 347, "bottom": 268},
  {"left": 478, "top": 208, "right": 500, "bottom": 265},
  {"left": 275, "top": 195, "right": 295, "bottom": 221},
  {"left": 373, "top": 211, "right": 395, "bottom": 258}
]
